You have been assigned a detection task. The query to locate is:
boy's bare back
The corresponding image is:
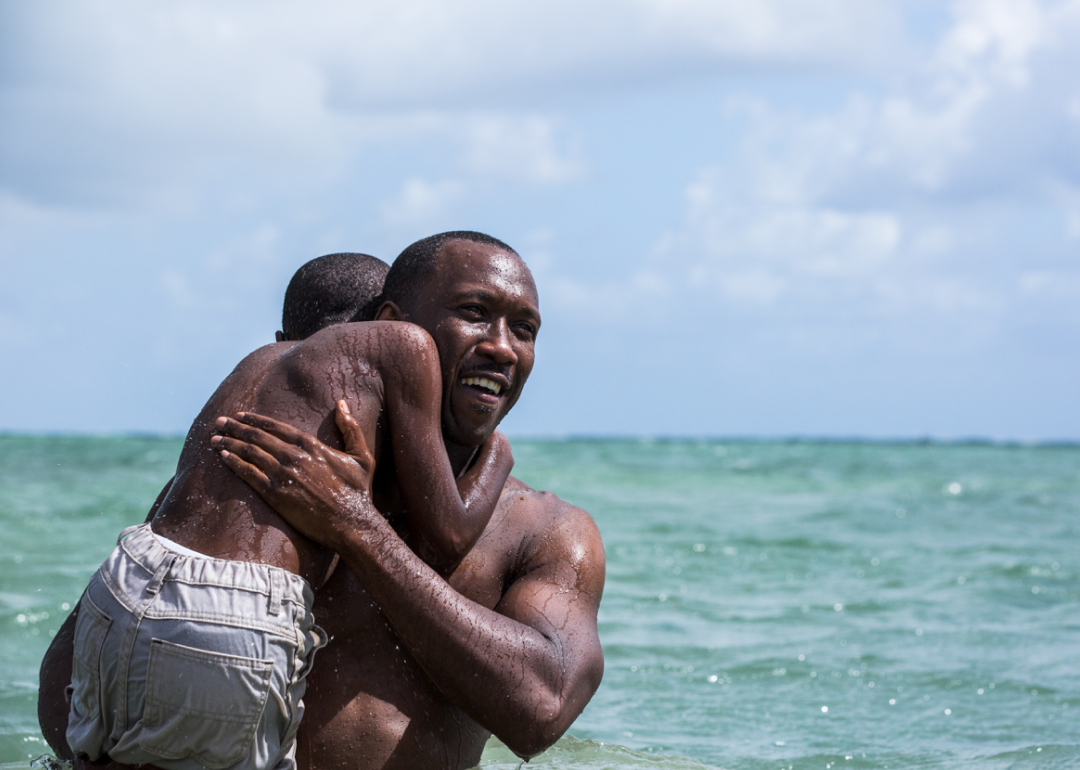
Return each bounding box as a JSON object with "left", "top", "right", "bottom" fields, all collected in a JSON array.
[{"left": 150, "top": 321, "right": 442, "bottom": 587}]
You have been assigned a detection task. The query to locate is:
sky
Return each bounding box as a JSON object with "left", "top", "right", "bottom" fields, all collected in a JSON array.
[{"left": 1, "top": 0, "right": 1078, "bottom": 439}]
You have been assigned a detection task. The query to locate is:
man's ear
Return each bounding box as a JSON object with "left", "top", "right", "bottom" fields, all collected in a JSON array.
[
  {"left": 275, "top": 331, "right": 286, "bottom": 342},
  {"left": 374, "top": 301, "right": 405, "bottom": 322}
]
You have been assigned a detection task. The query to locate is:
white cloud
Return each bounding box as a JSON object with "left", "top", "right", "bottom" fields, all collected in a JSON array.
[
  {"left": 379, "top": 178, "right": 466, "bottom": 229},
  {"left": 530, "top": 0, "right": 1080, "bottom": 365},
  {"left": 630, "top": 0, "right": 1080, "bottom": 319},
  {"left": 462, "top": 116, "right": 585, "bottom": 184},
  {"left": 0, "top": 0, "right": 906, "bottom": 211},
  {"left": 3, "top": 0, "right": 1079, "bottom": 436}
]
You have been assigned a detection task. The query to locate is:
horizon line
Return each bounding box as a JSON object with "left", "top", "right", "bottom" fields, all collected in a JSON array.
[{"left": 2, "top": 431, "right": 1078, "bottom": 448}]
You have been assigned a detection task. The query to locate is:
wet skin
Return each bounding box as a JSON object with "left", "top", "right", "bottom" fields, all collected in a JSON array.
[
  {"left": 38, "top": 240, "right": 605, "bottom": 769},
  {"left": 217, "top": 242, "right": 605, "bottom": 768},
  {"left": 153, "top": 315, "right": 511, "bottom": 585}
]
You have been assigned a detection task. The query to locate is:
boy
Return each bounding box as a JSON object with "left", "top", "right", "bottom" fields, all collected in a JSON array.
[{"left": 66, "top": 284, "right": 511, "bottom": 770}]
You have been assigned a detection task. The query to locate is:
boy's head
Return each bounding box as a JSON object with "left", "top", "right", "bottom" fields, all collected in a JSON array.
[{"left": 278, "top": 253, "right": 390, "bottom": 341}]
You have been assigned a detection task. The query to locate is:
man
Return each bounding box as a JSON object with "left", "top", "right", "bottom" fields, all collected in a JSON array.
[{"left": 42, "top": 233, "right": 606, "bottom": 769}]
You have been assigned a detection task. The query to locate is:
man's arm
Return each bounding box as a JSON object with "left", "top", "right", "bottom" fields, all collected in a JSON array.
[
  {"left": 215, "top": 415, "right": 605, "bottom": 758},
  {"left": 334, "top": 494, "right": 604, "bottom": 757}
]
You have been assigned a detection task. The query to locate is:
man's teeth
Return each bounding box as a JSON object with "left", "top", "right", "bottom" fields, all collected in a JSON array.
[{"left": 461, "top": 376, "right": 502, "bottom": 395}]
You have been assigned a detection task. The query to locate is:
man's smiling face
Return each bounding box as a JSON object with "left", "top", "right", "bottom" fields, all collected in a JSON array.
[{"left": 402, "top": 239, "right": 540, "bottom": 447}]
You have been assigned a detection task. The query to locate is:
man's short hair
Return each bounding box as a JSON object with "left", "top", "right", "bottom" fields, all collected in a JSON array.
[
  {"left": 382, "top": 231, "right": 517, "bottom": 312},
  {"left": 281, "top": 253, "right": 390, "bottom": 341}
]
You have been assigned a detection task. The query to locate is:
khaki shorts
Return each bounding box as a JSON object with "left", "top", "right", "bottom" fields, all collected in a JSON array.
[{"left": 67, "top": 524, "right": 325, "bottom": 770}]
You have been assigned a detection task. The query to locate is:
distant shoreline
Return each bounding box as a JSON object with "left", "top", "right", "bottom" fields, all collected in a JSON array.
[{"left": 2, "top": 433, "right": 1078, "bottom": 447}]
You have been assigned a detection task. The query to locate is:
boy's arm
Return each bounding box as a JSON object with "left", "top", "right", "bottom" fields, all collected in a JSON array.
[
  {"left": 452, "top": 428, "right": 513, "bottom": 532},
  {"left": 376, "top": 324, "right": 512, "bottom": 572}
]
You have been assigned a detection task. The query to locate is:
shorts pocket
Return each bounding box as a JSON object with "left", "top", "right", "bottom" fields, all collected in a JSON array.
[
  {"left": 70, "top": 593, "right": 113, "bottom": 720},
  {"left": 139, "top": 638, "right": 274, "bottom": 770}
]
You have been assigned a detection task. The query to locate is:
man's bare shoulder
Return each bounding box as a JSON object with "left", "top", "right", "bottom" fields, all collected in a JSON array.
[
  {"left": 494, "top": 476, "right": 605, "bottom": 583},
  {"left": 498, "top": 476, "right": 595, "bottom": 529}
]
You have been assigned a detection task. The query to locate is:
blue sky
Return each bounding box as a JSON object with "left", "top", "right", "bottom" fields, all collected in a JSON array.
[{"left": 2, "top": 0, "right": 1078, "bottom": 439}]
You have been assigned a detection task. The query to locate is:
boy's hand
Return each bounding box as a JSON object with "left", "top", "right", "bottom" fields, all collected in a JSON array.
[{"left": 212, "top": 401, "right": 377, "bottom": 550}]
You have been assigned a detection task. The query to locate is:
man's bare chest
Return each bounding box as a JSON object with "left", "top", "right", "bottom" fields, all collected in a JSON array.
[{"left": 312, "top": 540, "right": 514, "bottom": 645}]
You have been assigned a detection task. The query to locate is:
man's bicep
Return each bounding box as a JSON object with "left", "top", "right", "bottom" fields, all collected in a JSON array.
[
  {"left": 495, "top": 513, "right": 606, "bottom": 660},
  {"left": 490, "top": 520, "right": 606, "bottom": 733}
]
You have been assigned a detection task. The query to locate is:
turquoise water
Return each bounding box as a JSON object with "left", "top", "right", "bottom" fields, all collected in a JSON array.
[{"left": 2, "top": 436, "right": 1079, "bottom": 769}]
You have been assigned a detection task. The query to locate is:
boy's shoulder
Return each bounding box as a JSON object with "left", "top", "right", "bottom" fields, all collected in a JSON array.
[{"left": 292, "top": 321, "right": 435, "bottom": 366}]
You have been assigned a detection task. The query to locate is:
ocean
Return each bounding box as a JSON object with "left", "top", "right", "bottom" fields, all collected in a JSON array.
[{"left": 1, "top": 436, "right": 1078, "bottom": 769}]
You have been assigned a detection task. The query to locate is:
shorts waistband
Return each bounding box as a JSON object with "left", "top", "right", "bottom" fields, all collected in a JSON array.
[
  {"left": 115, "top": 523, "right": 314, "bottom": 610},
  {"left": 154, "top": 532, "right": 206, "bottom": 559}
]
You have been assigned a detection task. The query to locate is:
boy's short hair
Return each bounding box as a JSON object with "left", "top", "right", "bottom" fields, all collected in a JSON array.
[{"left": 280, "top": 253, "right": 390, "bottom": 341}]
